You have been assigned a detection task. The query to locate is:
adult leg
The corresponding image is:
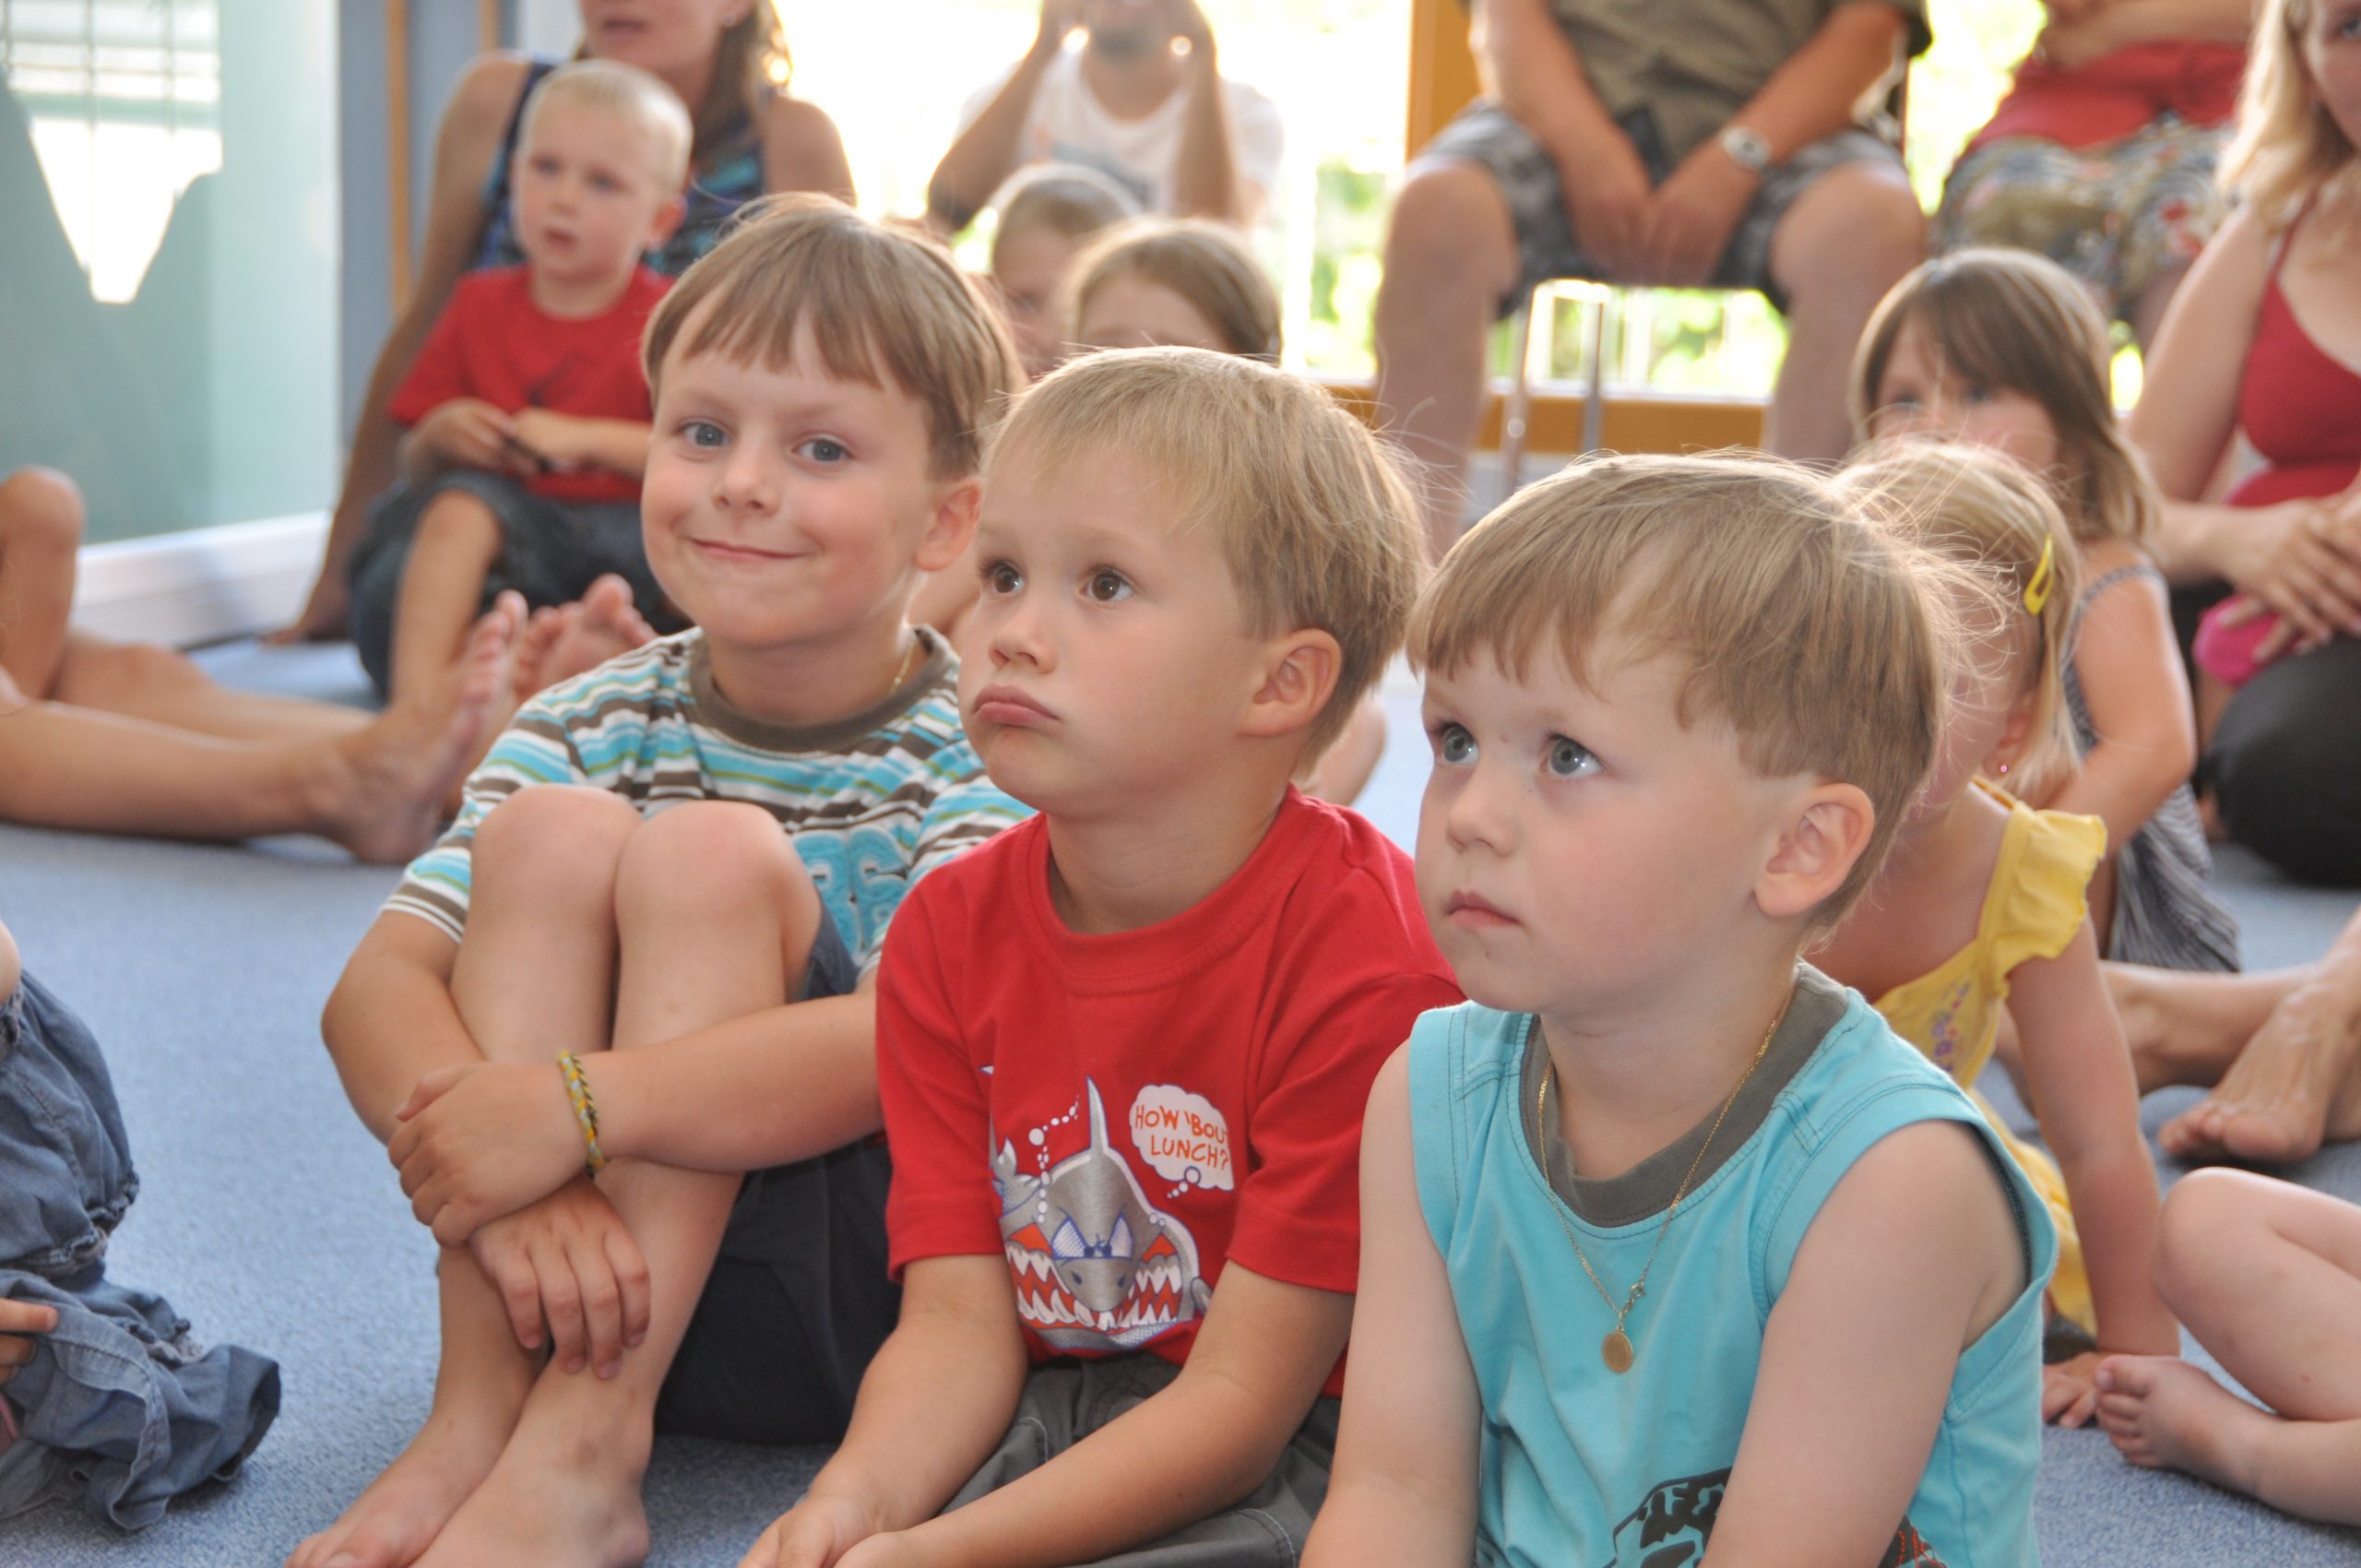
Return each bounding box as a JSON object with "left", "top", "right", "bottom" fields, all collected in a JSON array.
[
  {"left": 2097, "top": 1170, "right": 2361, "bottom": 1524},
  {"left": 1372, "top": 159, "right": 1522, "bottom": 561},
  {"left": 0, "top": 605, "right": 515, "bottom": 861},
  {"left": 2210, "top": 637, "right": 2361, "bottom": 885},
  {"left": 2149, "top": 922, "right": 2361, "bottom": 1163},
  {"left": 389, "top": 490, "right": 505, "bottom": 704},
  {"left": 415, "top": 802, "right": 826, "bottom": 1568},
  {"left": 0, "top": 467, "right": 83, "bottom": 698},
  {"left": 2110, "top": 962, "right": 2296, "bottom": 1094},
  {"left": 290, "top": 785, "right": 643, "bottom": 1568},
  {"left": 1762, "top": 161, "right": 1926, "bottom": 465}
]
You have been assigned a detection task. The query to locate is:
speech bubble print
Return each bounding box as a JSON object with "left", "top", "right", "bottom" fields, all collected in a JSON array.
[{"left": 1129, "top": 1085, "right": 1235, "bottom": 1193}]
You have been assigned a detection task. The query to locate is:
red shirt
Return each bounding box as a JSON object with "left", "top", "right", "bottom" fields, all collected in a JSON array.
[
  {"left": 879, "top": 791, "right": 1462, "bottom": 1396},
  {"left": 1971, "top": 41, "right": 2245, "bottom": 155},
  {"left": 388, "top": 266, "right": 669, "bottom": 504}
]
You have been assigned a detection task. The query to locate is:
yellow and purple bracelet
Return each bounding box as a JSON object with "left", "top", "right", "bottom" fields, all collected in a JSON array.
[{"left": 556, "top": 1051, "right": 608, "bottom": 1177}]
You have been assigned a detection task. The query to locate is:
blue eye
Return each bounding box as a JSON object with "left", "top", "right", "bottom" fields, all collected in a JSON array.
[
  {"left": 682, "top": 420, "right": 725, "bottom": 448},
  {"left": 1432, "top": 722, "right": 1476, "bottom": 766},
  {"left": 982, "top": 559, "right": 1023, "bottom": 596},
  {"left": 799, "top": 437, "right": 848, "bottom": 464},
  {"left": 1086, "top": 568, "right": 1133, "bottom": 603},
  {"left": 1546, "top": 736, "right": 1598, "bottom": 778}
]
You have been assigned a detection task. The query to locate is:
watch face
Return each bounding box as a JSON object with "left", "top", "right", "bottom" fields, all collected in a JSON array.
[{"left": 1723, "top": 127, "right": 1770, "bottom": 172}]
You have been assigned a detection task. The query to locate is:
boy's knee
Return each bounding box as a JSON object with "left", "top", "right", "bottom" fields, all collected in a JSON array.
[
  {"left": 474, "top": 785, "right": 641, "bottom": 885},
  {"left": 0, "top": 468, "right": 87, "bottom": 553},
  {"left": 615, "top": 802, "right": 816, "bottom": 923},
  {"left": 413, "top": 490, "right": 504, "bottom": 553}
]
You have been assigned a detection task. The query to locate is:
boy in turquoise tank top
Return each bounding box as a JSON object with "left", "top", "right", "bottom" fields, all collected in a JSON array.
[{"left": 1306, "top": 454, "right": 2059, "bottom": 1567}]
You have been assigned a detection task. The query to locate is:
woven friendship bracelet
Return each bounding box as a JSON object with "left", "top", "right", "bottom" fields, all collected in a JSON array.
[{"left": 556, "top": 1051, "right": 607, "bottom": 1177}]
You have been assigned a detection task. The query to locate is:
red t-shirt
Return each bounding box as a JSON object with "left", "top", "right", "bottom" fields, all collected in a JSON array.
[
  {"left": 879, "top": 790, "right": 1462, "bottom": 1397},
  {"left": 1971, "top": 41, "right": 2245, "bottom": 155},
  {"left": 387, "top": 266, "right": 670, "bottom": 504}
]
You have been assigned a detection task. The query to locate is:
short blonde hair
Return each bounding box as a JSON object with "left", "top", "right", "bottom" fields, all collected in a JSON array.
[
  {"left": 991, "top": 348, "right": 1424, "bottom": 758},
  {"left": 644, "top": 195, "right": 1025, "bottom": 479},
  {"left": 1066, "top": 220, "right": 1283, "bottom": 362},
  {"left": 520, "top": 60, "right": 694, "bottom": 191},
  {"left": 990, "top": 164, "right": 1140, "bottom": 272},
  {"left": 1409, "top": 452, "right": 1953, "bottom": 930},
  {"left": 1835, "top": 442, "right": 2084, "bottom": 801},
  {"left": 1850, "top": 249, "right": 2157, "bottom": 546}
]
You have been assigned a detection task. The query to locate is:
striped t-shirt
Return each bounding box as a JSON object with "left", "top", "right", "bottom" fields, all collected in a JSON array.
[{"left": 386, "top": 627, "right": 1026, "bottom": 974}]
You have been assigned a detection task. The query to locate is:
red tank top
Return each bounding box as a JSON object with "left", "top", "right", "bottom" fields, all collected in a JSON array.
[{"left": 2231, "top": 208, "right": 2361, "bottom": 507}]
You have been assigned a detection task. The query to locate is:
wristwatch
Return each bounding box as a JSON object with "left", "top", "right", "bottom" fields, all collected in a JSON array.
[{"left": 1718, "top": 125, "right": 1773, "bottom": 175}]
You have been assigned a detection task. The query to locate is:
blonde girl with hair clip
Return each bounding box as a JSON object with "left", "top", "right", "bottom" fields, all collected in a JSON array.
[
  {"left": 1821, "top": 442, "right": 2179, "bottom": 1431},
  {"left": 1855, "top": 248, "right": 2240, "bottom": 976},
  {"left": 2128, "top": 0, "right": 2361, "bottom": 889}
]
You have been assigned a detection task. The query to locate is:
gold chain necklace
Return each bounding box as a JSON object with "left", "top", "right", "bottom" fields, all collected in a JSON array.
[
  {"left": 888, "top": 631, "right": 921, "bottom": 693},
  {"left": 1535, "top": 988, "right": 1793, "bottom": 1374}
]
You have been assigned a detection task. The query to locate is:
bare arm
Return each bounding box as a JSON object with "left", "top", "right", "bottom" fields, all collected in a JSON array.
[
  {"left": 927, "top": 5, "right": 1075, "bottom": 232},
  {"left": 1708, "top": 1120, "right": 2029, "bottom": 1563},
  {"left": 2039, "top": 555, "right": 2197, "bottom": 849},
  {"left": 507, "top": 411, "right": 655, "bottom": 480},
  {"left": 2010, "top": 922, "right": 2180, "bottom": 1361},
  {"left": 322, "top": 911, "right": 482, "bottom": 1145},
  {"left": 288, "top": 55, "right": 531, "bottom": 636},
  {"left": 1721, "top": 4, "right": 1908, "bottom": 164},
  {"left": 1166, "top": 4, "right": 1250, "bottom": 224},
  {"left": 1470, "top": 0, "right": 1652, "bottom": 275},
  {"left": 762, "top": 93, "right": 857, "bottom": 204},
  {"left": 1303, "top": 1051, "right": 1479, "bottom": 1568}
]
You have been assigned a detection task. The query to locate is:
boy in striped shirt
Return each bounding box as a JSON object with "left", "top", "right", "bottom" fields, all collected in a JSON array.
[{"left": 302, "top": 198, "right": 1026, "bottom": 1568}]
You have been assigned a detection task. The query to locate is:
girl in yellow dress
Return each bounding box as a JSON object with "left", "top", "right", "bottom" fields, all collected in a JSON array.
[{"left": 1819, "top": 444, "right": 2179, "bottom": 1429}]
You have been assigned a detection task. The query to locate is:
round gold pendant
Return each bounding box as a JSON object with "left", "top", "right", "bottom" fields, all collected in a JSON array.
[{"left": 1602, "top": 1329, "right": 1634, "bottom": 1373}]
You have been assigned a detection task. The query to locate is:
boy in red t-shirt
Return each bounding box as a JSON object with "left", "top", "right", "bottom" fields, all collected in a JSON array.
[
  {"left": 739, "top": 349, "right": 1460, "bottom": 1568},
  {"left": 349, "top": 60, "right": 688, "bottom": 700}
]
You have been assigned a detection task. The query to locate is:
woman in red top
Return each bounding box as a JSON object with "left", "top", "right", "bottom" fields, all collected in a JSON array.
[
  {"left": 1932, "top": 0, "right": 2254, "bottom": 350},
  {"left": 2130, "top": 0, "right": 2361, "bottom": 887}
]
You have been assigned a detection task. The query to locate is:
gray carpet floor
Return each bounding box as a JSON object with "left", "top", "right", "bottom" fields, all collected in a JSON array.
[{"left": 5, "top": 639, "right": 2358, "bottom": 1565}]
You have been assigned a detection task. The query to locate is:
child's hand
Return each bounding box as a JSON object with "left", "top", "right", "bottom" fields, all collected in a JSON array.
[
  {"left": 466, "top": 1176, "right": 651, "bottom": 1377},
  {"left": 415, "top": 398, "right": 516, "bottom": 472},
  {"left": 390, "top": 1060, "right": 587, "bottom": 1243},
  {"left": 0, "top": 1298, "right": 58, "bottom": 1385},
  {"left": 737, "top": 1491, "right": 890, "bottom": 1568},
  {"left": 508, "top": 410, "right": 594, "bottom": 474},
  {"left": 2043, "top": 1351, "right": 2103, "bottom": 1428}
]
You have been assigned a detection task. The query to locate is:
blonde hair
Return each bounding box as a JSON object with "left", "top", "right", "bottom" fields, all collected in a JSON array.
[
  {"left": 990, "top": 348, "right": 1424, "bottom": 758},
  {"left": 2225, "top": 0, "right": 2361, "bottom": 229},
  {"left": 990, "top": 164, "right": 1141, "bottom": 273},
  {"left": 1409, "top": 452, "right": 1954, "bottom": 930},
  {"left": 644, "top": 195, "right": 1025, "bottom": 480},
  {"left": 520, "top": 60, "right": 694, "bottom": 190},
  {"left": 1835, "top": 443, "right": 2084, "bottom": 802},
  {"left": 1066, "top": 220, "right": 1283, "bottom": 362},
  {"left": 1851, "top": 249, "right": 2157, "bottom": 546}
]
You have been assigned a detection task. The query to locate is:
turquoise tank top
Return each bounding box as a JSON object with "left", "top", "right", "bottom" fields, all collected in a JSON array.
[{"left": 1409, "top": 978, "right": 2056, "bottom": 1567}]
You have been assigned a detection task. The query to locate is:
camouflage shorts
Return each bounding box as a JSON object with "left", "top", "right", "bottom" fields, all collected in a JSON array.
[{"left": 1932, "top": 117, "right": 2233, "bottom": 322}]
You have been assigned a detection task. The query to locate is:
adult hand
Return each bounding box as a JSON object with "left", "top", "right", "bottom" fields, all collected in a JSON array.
[
  {"left": 2033, "top": 6, "right": 2126, "bottom": 71},
  {"left": 414, "top": 398, "right": 515, "bottom": 474},
  {"left": 2040, "top": 0, "right": 2110, "bottom": 25},
  {"left": 391, "top": 1058, "right": 587, "bottom": 1244},
  {"left": 2042, "top": 1351, "right": 2102, "bottom": 1428},
  {"left": 0, "top": 1298, "right": 57, "bottom": 1386},
  {"left": 2221, "top": 497, "right": 2361, "bottom": 647},
  {"left": 1637, "top": 141, "right": 1758, "bottom": 288},
  {"left": 1554, "top": 134, "right": 1654, "bottom": 283},
  {"left": 466, "top": 1176, "right": 651, "bottom": 1376},
  {"left": 737, "top": 1491, "right": 889, "bottom": 1568},
  {"left": 1032, "top": 0, "right": 1085, "bottom": 56}
]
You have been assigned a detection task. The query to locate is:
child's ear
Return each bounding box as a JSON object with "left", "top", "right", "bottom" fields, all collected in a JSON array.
[
  {"left": 1984, "top": 683, "right": 2043, "bottom": 780},
  {"left": 1757, "top": 782, "right": 1875, "bottom": 921},
  {"left": 647, "top": 192, "right": 688, "bottom": 251},
  {"left": 915, "top": 479, "right": 983, "bottom": 573},
  {"left": 1241, "top": 630, "right": 1342, "bottom": 742}
]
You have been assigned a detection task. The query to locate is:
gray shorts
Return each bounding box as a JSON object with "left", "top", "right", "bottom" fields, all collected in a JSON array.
[
  {"left": 944, "top": 1356, "right": 1341, "bottom": 1565},
  {"left": 348, "top": 469, "right": 674, "bottom": 696},
  {"left": 1420, "top": 102, "right": 1904, "bottom": 315}
]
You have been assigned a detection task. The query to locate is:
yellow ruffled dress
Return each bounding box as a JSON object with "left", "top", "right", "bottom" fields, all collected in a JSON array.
[{"left": 1871, "top": 783, "right": 2106, "bottom": 1333}]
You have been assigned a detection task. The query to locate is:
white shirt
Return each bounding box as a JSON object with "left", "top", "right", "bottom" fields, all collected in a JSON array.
[{"left": 958, "top": 48, "right": 1285, "bottom": 218}]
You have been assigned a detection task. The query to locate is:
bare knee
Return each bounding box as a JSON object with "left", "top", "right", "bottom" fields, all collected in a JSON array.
[
  {"left": 410, "top": 491, "right": 504, "bottom": 563},
  {"left": 2155, "top": 1168, "right": 2269, "bottom": 1313},
  {"left": 613, "top": 802, "right": 818, "bottom": 933},
  {"left": 0, "top": 468, "right": 87, "bottom": 557},
  {"left": 472, "top": 785, "right": 641, "bottom": 897},
  {"left": 1382, "top": 160, "right": 1518, "bottom": 304},
  {"left": 1773, "top": 166, "right": 1926, "bottom": 309}
]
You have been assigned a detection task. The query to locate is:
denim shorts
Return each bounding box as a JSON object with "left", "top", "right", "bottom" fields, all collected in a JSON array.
[
  {"left": 652, "top": 908, "right": 899, "bottom": 1445},
  {"left": 1420, "top": 102, "right": 1904, "bottom": 315}
]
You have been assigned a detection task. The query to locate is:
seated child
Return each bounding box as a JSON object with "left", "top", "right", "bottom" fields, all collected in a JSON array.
[
  {"left": 2098, "top": 1169, "right": 2361, "bottom": 1527},
  {"left": 1307, "top": 451, "right": 2053, "bottom": 1566},
  {"left": 1067, "top": 217, "right": 1282, "bottom": 361},
  {"left": 302, "top": 196, "right": 1026, "bottom": 1568},
  {"left": 349, "top": 59, "right": 689, "bottom": 702},
  {"left": 739, "top": 346, "right": 1455, "bottom": 1567},
  {"left": 1823, "top": 443, "right": 2180, "bottom": 1425},
  {"left": 0, "top": 466, "right": 511, "bottom": 861},
  {"left": 0, "top": 914, "right": 279, "bottom": 1527},
  {"left": 1854, "top": 246, "right": 2239, "bottom": 974},
  {"left": 988, "top": 162, "right": 1139, "bottom": 379}
]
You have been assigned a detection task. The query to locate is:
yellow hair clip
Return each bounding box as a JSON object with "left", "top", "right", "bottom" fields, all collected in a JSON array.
[{"left": 2023, "top": 535, "right": 2056, "bottom": 616}]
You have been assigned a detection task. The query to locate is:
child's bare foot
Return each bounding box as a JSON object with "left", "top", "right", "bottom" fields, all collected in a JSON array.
[
  {"left": 2158, "top": 968, "right": 2361, "bottom": 1165},
  {"left": 524, "top": 575, "right": 658, "bottom": 699},
  {"left": 316, "top": 596, "right": 519, "bottom": 863},
  {"left": 509, "top": 605, "right": 573, "bottom": 707},
  {"left": 409, "top": 1416, "right": 650, "bottom": 1568},
  {"left": 285, "top": 1408, "right": 516, "bottom": 1568},
  {"left": 2095, "top": 1356, "right": 2267, "bottom": 1495}
]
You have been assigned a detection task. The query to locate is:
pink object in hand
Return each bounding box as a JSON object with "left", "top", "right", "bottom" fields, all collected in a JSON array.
[{"left": 2192, "top": 597, "right": 2278, "bottom": 689}]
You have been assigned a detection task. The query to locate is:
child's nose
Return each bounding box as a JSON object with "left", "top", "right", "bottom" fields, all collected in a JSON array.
[
  {"left": 987, "top": 595, "right": 1053, "bottom": 671},
  {"left": 713, "top": 445, "right": 782, "bottom": 513}
]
